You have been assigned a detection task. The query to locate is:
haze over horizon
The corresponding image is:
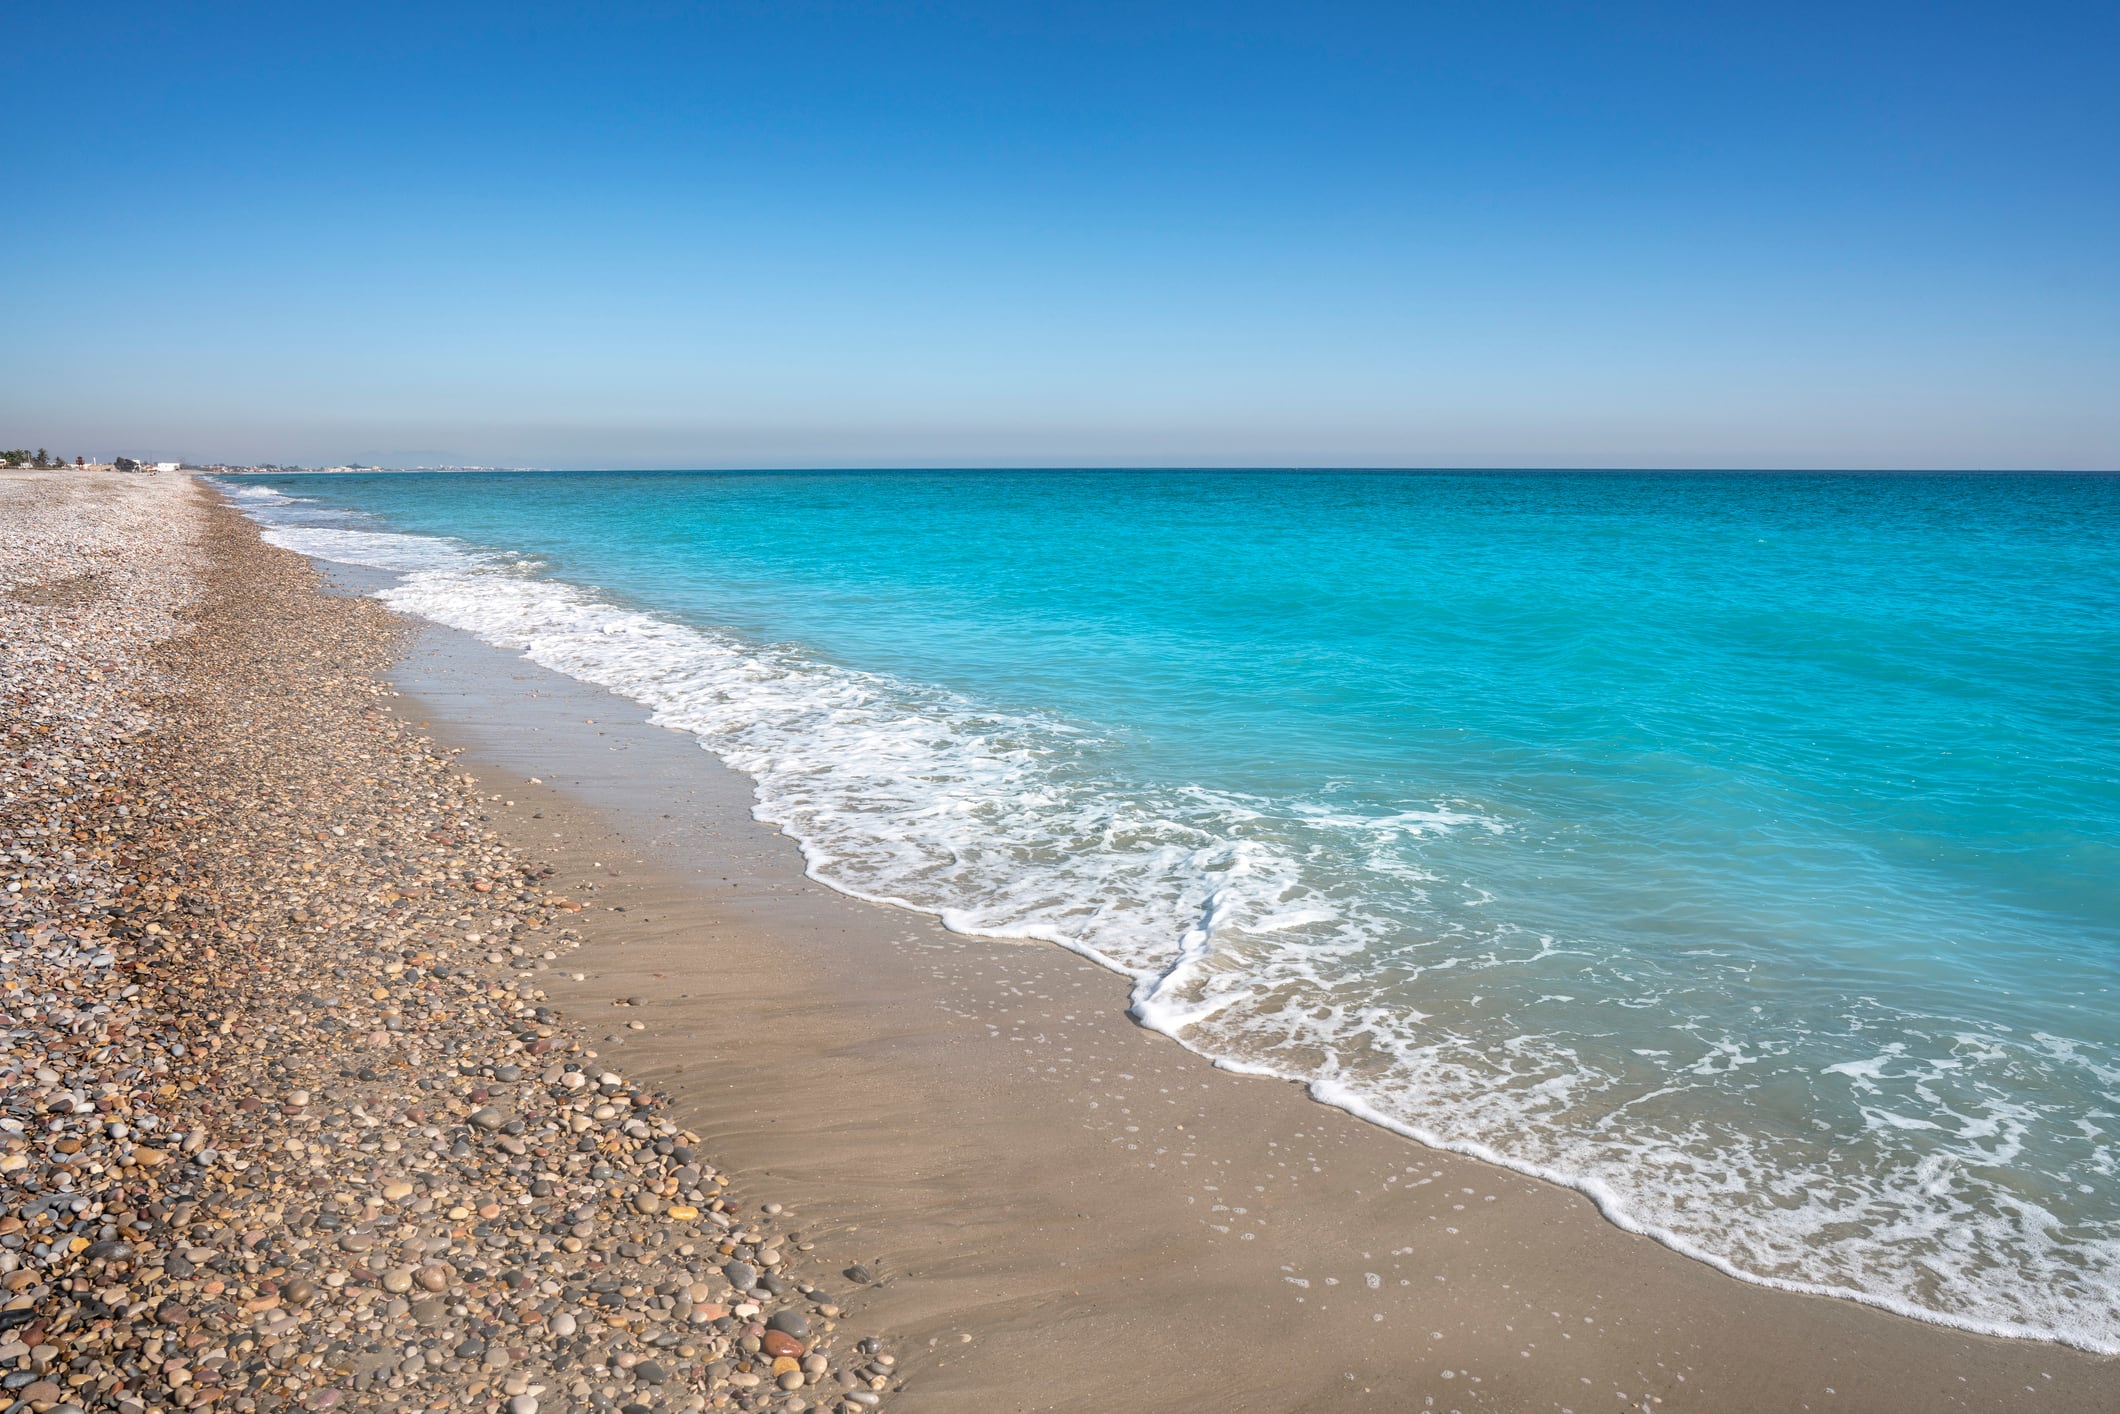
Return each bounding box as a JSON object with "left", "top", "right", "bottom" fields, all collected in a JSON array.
[{"left": 5, "top": 1, "right": 2115, "bottom": 470}]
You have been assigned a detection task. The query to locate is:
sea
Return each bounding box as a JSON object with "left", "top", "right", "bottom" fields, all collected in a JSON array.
[{"left": 217, "top": 468, "right": 2120, "bottom": 1351}]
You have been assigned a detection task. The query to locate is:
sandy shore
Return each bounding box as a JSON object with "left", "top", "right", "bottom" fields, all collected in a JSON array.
[
  {"left": 1, "top": 470, "right": 901, "bottom": 1414},
  {"left": 6, "top": 466, "right": 2112, "bottom": 1414},
  {"left": 346, "top": 524, "right": 2118, "bottom": 1410}
]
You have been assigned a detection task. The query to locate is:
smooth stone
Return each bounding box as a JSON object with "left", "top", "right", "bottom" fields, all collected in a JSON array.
[
  {"left": 844, "top": 1265, "right": 874, "bottom": 1285},
  {"left": 469, "top": 1107, "right": 506, "bottom": 1131},
  {"left": 410, "top": 1299, "right": 446, "bottom": 1326},
  {"left": 507, "top": 1397, "right": 538, "bottom": 1414},
  {"left": 283, "top": 1278, "right": 318, "bottom": 1306},
  {"left": 415, "top": 1265, "right": 451, "bottom": 1292},
  {"left": 634, "top": 1360, "right": 668, "bottom": 1384},
  {"left": 766, "top": 1311, "right": 811, "bottom": 1339},
  {"left": 722, "top": 1261, "right": 756, "bottom": 1290},
  {"left": 549, "top": 1312, "right": 578, "bottom": 1337},
  {"left": 761, "top": 1329, "right": 805, "bottom": 1359},
  {"left": 382, "top": 1269, "right": 415, "bottom": 1294}
]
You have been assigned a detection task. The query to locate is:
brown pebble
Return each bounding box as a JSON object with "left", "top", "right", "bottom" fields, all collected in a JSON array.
[{"left": 0, "top": 474, "right": 902, "bottom": 1414}]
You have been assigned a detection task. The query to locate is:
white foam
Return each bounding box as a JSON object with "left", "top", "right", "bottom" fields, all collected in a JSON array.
[{"left": 258, "top": 524, "right": 481, "bottom": 573}]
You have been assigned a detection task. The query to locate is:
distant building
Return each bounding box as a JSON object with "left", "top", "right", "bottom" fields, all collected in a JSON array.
[{"left": 154, "top": 462, "right": 180, "bottom": 473}]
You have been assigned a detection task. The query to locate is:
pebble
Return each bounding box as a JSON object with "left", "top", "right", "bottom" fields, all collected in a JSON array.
[{"left": 0, "top": 474, "right": 904, "bottom": 1414}]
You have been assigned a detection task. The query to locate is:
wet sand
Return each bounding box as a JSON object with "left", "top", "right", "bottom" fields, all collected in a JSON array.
[{"left": 367, "top": 587, "right": 2118, "bottom": 1413}]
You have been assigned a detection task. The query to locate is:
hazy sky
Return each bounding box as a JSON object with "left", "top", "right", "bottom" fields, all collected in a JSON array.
[{"left": 5, "top": 1, "right": 2115, "bottom": 469}]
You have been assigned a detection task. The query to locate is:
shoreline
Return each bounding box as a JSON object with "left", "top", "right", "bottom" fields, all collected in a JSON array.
[
  {"left": 228, "top": 465, "right": 2120, "bottom": 1361},
  {"left": 3, "top": 464, "right": 2109, "bottom": 1413},
  {"left": 334, "top": 519, "right": 2116, "bottom": 1407}
]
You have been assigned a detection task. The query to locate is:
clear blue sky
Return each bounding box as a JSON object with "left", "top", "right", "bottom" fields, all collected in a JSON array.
[{"left": 4, "top": 1, "right": 2115, "bottom": 468}]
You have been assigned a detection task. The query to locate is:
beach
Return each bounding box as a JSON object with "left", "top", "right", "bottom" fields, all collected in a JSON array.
[
  {"left": 0, "top": 469, "right": 902, "bottom": 1414},
  {"left": 3, "top": 468, "right": 2115, "bottom": 1412}
]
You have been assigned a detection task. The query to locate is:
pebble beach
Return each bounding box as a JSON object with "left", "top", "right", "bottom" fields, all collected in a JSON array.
[
  {"left": 7, "top": 468, "right": 2116, "bottom": 1414},
  {"left": 0, "top": 470, "right": 896, "bottom": 1414}
]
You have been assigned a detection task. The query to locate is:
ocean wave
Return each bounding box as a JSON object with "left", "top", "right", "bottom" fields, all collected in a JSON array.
[{"left": 224, "top": 488, "right": 2120, "bottom": 1354}]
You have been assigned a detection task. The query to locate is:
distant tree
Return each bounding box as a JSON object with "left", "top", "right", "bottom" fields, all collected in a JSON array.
[{"left": 32, "top": 448, "right": 49, "bottom": 468}]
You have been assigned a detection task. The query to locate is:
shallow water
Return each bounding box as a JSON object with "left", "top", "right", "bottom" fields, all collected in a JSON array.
[{"left": 219, "top": 468, "right": 2120, "bottom": 1348}]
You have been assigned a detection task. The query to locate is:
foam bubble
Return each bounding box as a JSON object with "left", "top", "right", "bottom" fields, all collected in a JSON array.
[{"left": 258, "top": 524, "right": 481, "bottom": 573}]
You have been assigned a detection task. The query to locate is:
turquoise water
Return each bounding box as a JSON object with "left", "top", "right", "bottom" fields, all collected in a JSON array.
[{"left": 223, "top": 469, "right": 2120, "bottom": 1348}]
